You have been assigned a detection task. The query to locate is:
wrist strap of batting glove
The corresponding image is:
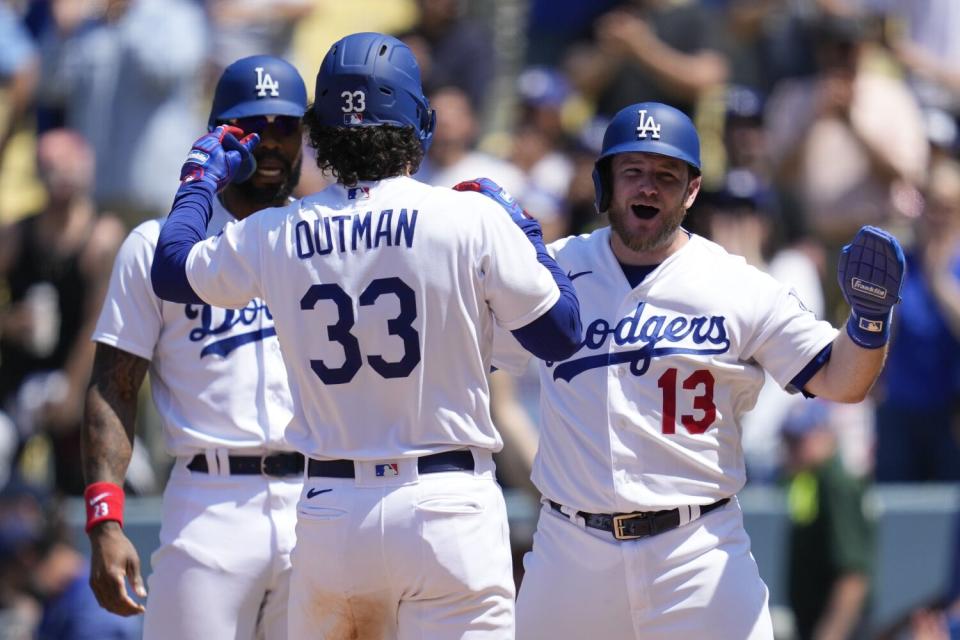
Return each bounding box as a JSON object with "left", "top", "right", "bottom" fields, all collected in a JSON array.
[
  {"left": 84, "top": 482, "right": 124, "bottom": 533},
  {"left": 845, "top": 309, "right": 893, "bottom": 349}
]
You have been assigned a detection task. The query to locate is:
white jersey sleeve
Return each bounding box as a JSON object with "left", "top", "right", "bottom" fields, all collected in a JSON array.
[
  {"left": 740, "top": 285, "right": 835, "bottom": 390},
  {"left": 186, "top": 212, "right": 269, "bottom": 309},
  {"left": 93, "top": 221, "right": 164, "bottom": 360},
  {"left": 490, "top": 233, "right": 571, "bottom": 374},
  {"left": 465, "top": 191, "right": 560, "bottom": 330}
]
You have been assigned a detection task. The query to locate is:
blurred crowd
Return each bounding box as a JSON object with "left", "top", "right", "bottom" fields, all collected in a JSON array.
[{"left": 1, "top": 0, "right": 960, "bottom": 638}]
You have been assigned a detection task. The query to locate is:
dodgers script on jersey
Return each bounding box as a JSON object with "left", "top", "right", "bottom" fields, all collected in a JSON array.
[
  {"left": 183, "top": 176, "right": 560, "bottom": 459},
  {"left": 494, "top": 228, "right": 838, "bottom": 513},
  {"left": 92, "top": 198, "right": 293, "bottom": 454}
]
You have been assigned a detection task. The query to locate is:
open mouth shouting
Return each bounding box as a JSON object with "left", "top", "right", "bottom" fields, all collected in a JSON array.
[{"left": 630, "top": 204, "right": 660, "bottom": 220}]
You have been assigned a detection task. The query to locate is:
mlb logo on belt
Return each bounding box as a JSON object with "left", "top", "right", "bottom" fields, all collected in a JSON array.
[
  {"left": 376, "top": 463, "right": 399, "bottom": 477},
  {"left": 344, "top": 113, "right": 364, "bottom": 124}
]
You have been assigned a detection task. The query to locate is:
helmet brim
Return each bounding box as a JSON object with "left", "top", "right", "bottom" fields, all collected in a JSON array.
[
  {"left": 597, "top": 140, "right": 701, "bottom": 173},
  {"left": 215, "top": 100, "right": 307, "bottom": 123}
]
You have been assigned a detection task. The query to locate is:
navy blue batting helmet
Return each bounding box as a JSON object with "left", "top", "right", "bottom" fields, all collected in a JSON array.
[
  {"left": 312, "top": 32, "right": 436, "bottom": 152},
  {"left": 208, "top": 55, "right": 308, "bottom": 130},
  {"left": 592, "top": 102, "right": 701, "bottom": 213}
]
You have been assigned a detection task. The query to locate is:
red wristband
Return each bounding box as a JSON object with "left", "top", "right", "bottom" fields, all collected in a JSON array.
[{"left": 84, "top": 482, "right": 124, "bottom": 533}]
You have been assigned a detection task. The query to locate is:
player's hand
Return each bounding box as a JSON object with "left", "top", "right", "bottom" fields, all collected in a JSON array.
[
  {"left": 179, "top": 125, "right": 259, "bottom": 192},
  {"left": 837, "top": 225, "right": 905, "bottom": 348},
  {"left": 88, "top": 521, "right": 147, "bottom": 616}
]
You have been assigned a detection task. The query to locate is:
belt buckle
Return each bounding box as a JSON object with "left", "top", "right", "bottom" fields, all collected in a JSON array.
[
  {"left": 261, "top": 454, "right": 282, "bottom": 478},
  {"left": 612, "top": 513, "right": 644, "bottom": 540}
]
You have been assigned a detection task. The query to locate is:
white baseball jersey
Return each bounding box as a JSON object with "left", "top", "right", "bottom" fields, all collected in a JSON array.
[
  {"left": 92, "top": 197, "right": 294, "bottom": 454},
  {"left": 184, "top": 176, "right": 560, "bottom": 459},
  {"left": 493, "top": 228, "right": 838, "bottom": 513}
]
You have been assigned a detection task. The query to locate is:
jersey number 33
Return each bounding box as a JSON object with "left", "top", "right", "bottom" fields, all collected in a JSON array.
[{"left": 301, "top": 277, "right": 421, "bottom": 384}]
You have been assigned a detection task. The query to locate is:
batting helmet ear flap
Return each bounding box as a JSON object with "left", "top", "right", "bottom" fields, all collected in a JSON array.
[
  {"left": 592, "top": 157, "right": 612, "bottom": 214},
  {"left": 420, "top": 105, "right": 437, "bottom": 153}
]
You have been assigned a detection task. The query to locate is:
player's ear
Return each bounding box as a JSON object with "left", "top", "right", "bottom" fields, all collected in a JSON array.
[{"left": 684, "top": 173, "right": 702, "bottom": 210}]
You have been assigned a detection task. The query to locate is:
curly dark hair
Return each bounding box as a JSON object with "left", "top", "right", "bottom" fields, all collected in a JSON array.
[{"left": 303, "top": 108, "right": 424, "bottom": 187}]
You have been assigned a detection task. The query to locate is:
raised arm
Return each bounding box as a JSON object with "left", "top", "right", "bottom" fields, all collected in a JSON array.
[
  {"left": 453, "top": 178, "right": 582, "bottom": 361},
  {"left": 151, "top": 126, "right": 258, "bottom": 303},
  {"left": 82, "top": 343, "right": 150, "bottom": 616},
  {"left": 805, "top": 226, "right": 905, "bottom": 402}
]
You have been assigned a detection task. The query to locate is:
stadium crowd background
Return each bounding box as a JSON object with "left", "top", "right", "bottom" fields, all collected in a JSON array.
[{"left": 1, "top": 0, "right": 960, "bottom": 638}]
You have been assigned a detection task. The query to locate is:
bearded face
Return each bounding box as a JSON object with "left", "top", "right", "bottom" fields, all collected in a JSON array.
[
  {"left": 606, "top": 152, "right": 700, "bottom": 259},
  {"left": 223, "top": 115, "right": 304, "bottom": 206},
  {"left": 234, "top": 151, "right": 303, "bottom": 205}
]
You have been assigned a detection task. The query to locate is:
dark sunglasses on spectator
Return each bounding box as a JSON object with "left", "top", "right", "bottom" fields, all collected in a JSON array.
[{"left": 221, "top": 115, "right": 301, "bottom": 136}]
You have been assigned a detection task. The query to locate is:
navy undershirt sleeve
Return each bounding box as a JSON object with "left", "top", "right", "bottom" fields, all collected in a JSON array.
[
  {"left": 509, "top": 220, "right": 582, "bottom": 361},
  {"left": 788, "top": 343, "right": 833, "bottom": 397},
  {"left": 151, "top": 182, "right": 216, "bottom": 305}
]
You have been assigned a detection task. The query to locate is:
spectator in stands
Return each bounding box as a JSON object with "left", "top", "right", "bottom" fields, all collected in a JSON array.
[
  {"left": 782, "top": 399, "right": 875, "bottom": 640},
  {"left": 205, "top": 0, "right": 313, "bottom": 77},
  {"left": 764, "top": 12, "right": 928, "bottom": 250},
  {"left": 874, "top": 157, "right": 960, "bottom": 483},
  {"left": 0, "top": 483, "right": 39, "bottom": 639},
  {"left": 36, "top": 0, "right": 207, "bottom": 227},
  {"left": 416, "top": 85, "right": 526, "bottom": 195},
  {"left": 510, "top": 66, "right": 576, "bottom": 241},
  {"left": 591, "top": 0, "right": 730, "bottom": 118},
  {"left": 397, "top": 0, "right": 495, "bottom": 115},
  {"left": 524, "top": 0, "right": 619, "bottom": 66},
  {"left": 0, "top": 130, "right": 124, "bottom": 494},
  {"left": 0, "top": 480, "right": 140, "bottom": 639},
  {"left": 866, "top": 0, "right": 960, "bottom": 127},
  {"left": 0, "top": 1, "right": 37, "bottom": 172}
]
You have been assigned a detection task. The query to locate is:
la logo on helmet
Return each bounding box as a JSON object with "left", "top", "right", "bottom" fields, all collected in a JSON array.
[
  {"left": 255, "top": 67, "right": 280, "bottom": 98},
  {"left": 636, "top": 109, "right": 661, "bottom": 140}
]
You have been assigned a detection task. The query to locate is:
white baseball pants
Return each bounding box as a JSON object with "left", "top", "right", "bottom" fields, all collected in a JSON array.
[
  {"left": 287, "top": 450, "right": 515, "bottom": 640},
  {"left": 516, "top": 496, "right": 774, "bottom": 640},
  {"left": 143, "top": 454, "right": 301, "bottom": 640}
]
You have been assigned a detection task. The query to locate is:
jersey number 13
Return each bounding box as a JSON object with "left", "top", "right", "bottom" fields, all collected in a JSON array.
[{"left": 657, "top": 368, "right": 717, "bottom": 434}]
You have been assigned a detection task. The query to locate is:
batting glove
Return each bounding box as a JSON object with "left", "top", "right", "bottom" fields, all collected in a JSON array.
[
  {"left": 180, "top": 125, "right": 259, "bottom": 192},
  {"left": 837, "top": 225, "right": 905, "bottom": 349},
  {"left": 453, "top": 178, "right": 543, "bottom": 238}
]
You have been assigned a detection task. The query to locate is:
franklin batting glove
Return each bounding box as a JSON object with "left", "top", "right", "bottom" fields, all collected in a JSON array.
[
  {"left": 180, "top": 125, "right": 259, "bottom": 192},
  {"left": 837, "top": 225, "right": 905, "bottom": 349}
]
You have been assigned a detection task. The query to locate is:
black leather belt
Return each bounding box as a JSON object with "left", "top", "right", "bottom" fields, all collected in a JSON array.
[
  {"left": 307, "top": 449, "right": 475, "bottom": 478},
  {"left": 549, "top": 497, "right": 730, "bottom": 541},
  {"left": 187, "top": 452, "right": 304, "bottom": 477}
]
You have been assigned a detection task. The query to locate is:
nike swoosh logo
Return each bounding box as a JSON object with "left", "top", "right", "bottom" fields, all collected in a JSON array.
[
  {"left": 88, "top": 493, "right": 110, "bottom": 506},
  {"left": 306, "top": 488, "right": 332, "bottom": 499},
  {"left": 567, "top": 270, "right": 593, "bottom": 281}
]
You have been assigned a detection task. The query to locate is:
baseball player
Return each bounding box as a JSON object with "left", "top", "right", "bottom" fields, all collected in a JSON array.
[
  {"left": 81, "top": 55, "right": 308, "bottom": 639},
  {"left": 150, "top": 32, "right": 582, "bottom": 639},
  {"left": 491, "top": 102, "right": 905, "bottom": 639}
]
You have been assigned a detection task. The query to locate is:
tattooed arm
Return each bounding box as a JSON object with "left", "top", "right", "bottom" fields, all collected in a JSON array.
[{"left": 82, "top": 343, "right": 150, "bottom": 616}]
